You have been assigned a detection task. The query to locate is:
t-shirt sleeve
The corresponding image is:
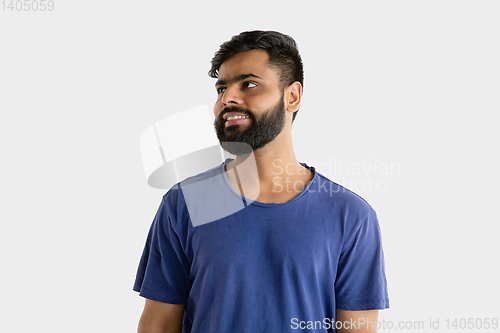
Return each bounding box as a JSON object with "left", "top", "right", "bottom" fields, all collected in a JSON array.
[
  {"left": 133, "top": 193, "right": 191, "bottom": 304},
  {"left": 335, "top": 208, "right": 389, "bottom": 311}
]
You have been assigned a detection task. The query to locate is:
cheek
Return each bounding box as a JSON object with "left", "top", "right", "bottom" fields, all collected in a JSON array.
[
  {"left": 214, "top": 95, "right": 224, "bottom": 107},
  {"left": 213, "top": 102, "right": 223, "bottom": 118}
]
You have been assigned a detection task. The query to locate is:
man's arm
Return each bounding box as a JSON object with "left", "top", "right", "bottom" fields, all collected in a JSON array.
[
  {"left": 336, "top": 309, "right": 379, "bottom": 333},
  {"left": 138, "top": 299, "right": 185, "bottom": 333}
]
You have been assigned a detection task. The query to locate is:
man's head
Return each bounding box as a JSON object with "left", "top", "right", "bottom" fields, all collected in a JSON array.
[
  {"left": 209, "top": 30, "right": 304, "bottom": 122},
  {"left": 210, "top": 31, "right": 304, "bottom": 155}
]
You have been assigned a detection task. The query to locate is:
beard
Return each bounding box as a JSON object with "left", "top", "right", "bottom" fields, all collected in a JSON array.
[{"left": 214, "top": 96, "right": 286, "bottom": 156}]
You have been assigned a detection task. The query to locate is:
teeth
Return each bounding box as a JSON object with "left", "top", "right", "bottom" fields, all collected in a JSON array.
[{"left": 227, "top": 115, "right": 249, "bottom": 121}]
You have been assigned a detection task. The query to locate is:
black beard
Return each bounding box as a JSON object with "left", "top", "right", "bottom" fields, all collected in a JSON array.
[{"left": 214, "top": 96, "right": 286, "bottom": 156}]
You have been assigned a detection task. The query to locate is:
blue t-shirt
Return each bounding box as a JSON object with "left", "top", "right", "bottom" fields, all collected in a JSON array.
[{"left": 134, "top": 160, "right": 389, "bottom": 332}]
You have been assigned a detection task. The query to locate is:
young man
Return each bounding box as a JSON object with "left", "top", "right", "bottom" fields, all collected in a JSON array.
[{"left": 134, "top": 31, "right": 389, "bottom": 333}]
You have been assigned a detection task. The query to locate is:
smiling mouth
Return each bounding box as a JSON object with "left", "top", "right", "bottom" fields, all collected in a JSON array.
[
  {"left": 226, "top": 115, "right": 249, "bottom": 121},
  {"left": 225, "top": 115, "right": 250, "bottom": 127}
]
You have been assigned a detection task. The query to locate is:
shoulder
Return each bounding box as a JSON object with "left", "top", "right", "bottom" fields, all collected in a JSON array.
[
  {"left": 310, "top": 171, "right": 375, "bottom": 218},
  {"left": 306, "top": 171, "right": 380, "bottom": 247},
  {"left": 163, "top": 163, "right": 222, "bottom": 202},
  {"left": 308, "top": 174, "right": 384, "bottom": 259},
  {"left": 160, "top": 163, "right": 224, "bottom": 225}
]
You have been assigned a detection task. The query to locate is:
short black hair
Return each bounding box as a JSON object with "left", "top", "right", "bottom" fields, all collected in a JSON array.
[{"left": 209, "top": 30, "right": 304, "bottom": 122}]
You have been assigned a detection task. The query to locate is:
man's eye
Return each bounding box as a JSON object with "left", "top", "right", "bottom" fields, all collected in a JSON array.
[
  {"left": 243, "top": 82, "right": 257, "bottom": 89},
  {"left": 217, "top": 87, "right": 227, "bottom": 94}
]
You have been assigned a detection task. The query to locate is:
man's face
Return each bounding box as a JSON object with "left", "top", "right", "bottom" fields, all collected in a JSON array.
[{"left": 213, "top": 50, "right": 286, "bottom": 156}]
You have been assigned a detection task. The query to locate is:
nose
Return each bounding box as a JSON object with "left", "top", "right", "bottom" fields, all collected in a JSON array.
[{"left": 221, "top": 85, "right": 243, "bottom": 107}]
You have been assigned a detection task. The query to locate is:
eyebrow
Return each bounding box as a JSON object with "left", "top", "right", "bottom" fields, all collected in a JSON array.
[{"left": 215, "top": 73, "right": 262, "bottom": 87}]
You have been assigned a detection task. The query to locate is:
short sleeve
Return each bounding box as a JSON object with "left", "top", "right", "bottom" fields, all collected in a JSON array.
[
  {"left": 335, "top": 209, "right": 389, "bottom": 310},
  {"left": 133, "top": 194, "right": 191, "bottom": 304}
]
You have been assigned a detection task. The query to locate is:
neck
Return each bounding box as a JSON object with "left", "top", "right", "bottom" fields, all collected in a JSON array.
[{"left": 224, "top": 129, "right": 314, "bottom": 203}]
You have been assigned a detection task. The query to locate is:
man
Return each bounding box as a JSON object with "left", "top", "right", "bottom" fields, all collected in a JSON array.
[{"left": 134, "top": 30, "right": 389, "bottom": 333}]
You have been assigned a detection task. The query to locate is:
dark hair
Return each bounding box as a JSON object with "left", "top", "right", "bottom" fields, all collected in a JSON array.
[{"left": 209, "top": 30, "right": 304, "bottom": 122}]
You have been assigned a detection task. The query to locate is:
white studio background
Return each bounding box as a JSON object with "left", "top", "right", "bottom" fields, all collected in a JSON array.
[{"left": 0, "top": 1, "right": 498, "bottom": 332}]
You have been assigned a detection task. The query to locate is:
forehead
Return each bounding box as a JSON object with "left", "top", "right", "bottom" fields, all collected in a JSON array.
[{"left": 218, "top": 49, "right": 279, "bottom": 82}]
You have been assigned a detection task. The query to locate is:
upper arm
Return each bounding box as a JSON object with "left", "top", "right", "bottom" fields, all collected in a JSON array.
[
  {"left": 335, "top": 209, "right": 389, "bottom": 311},
  {"left": 335, "top": 309, "right": 378, "bottom": 333},
  {"left": 138, "top": 299, "right": 185, "bottom": 333}
]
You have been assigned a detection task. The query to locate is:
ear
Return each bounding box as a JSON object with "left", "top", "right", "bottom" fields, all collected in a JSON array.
[{"left": 284, "top": 81, "right": 302, "bottom": 114}]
